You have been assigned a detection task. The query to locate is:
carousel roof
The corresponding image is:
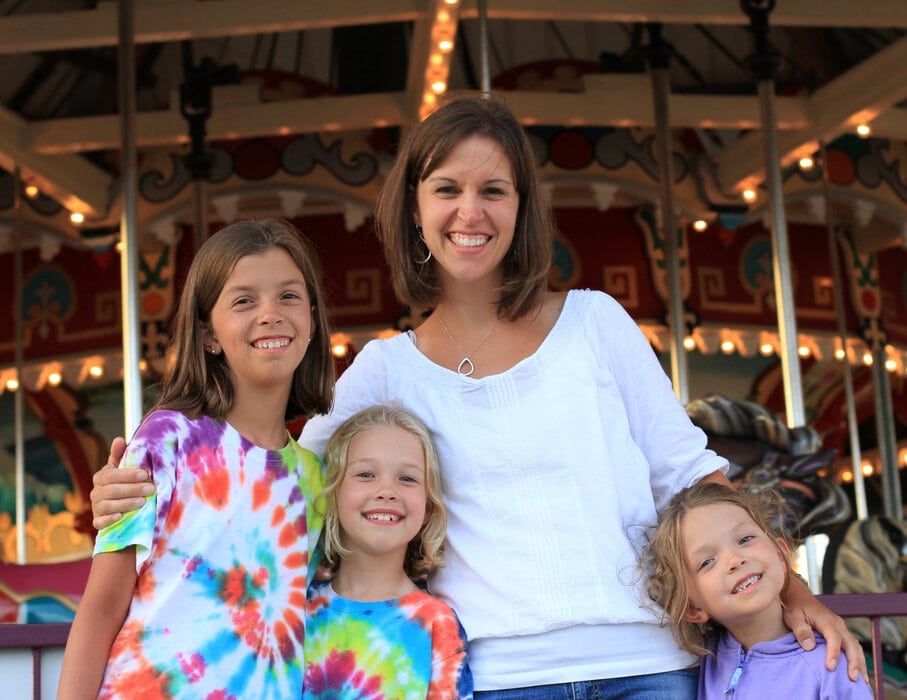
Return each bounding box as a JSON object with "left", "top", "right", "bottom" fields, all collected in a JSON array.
[{"left": 0, "top": 0, "right": 905, "bottom": 249}]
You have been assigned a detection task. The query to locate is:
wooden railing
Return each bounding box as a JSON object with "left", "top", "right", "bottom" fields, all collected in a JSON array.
[
  {"left": 818, "top": 592, "right": 907, "bottom": 700},
  {"left": 0, "top": 623, "right": 70, "bottom": 700}
]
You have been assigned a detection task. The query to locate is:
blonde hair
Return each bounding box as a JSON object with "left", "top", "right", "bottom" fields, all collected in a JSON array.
[
  {"left": 155, "top": 218, "right": 334, "bottom": 421},
  {"left": 317, "top": 405, "right": 447, "bottom": 582},
  {"left": 642, "top": 481, "right": 794, "bottom": 656}
]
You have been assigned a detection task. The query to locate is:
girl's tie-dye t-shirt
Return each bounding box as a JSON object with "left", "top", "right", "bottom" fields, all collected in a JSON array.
[
  {"left": 94, "top": 409, "right": 324, "bottom": 699},
  {"left": 304, "top": 580, "right": 473, "bottom": 699}
]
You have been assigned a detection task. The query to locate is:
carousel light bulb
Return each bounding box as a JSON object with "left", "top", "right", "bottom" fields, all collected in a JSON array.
[
  {"left": 24, "top": 184, "right": 40, "bottom": 198},
  {"left": 742, "top": 188, "right": 757, "bottom": 203},
  {"left": 856, "top": 124, "right": 871, "bottom": 138},
  {"left": 862, "top": 352, "right": 873, "bottom": 366},
  {"left": 88, "top": 364, "right": 104, "bottom": 379},
  {"left": 331, "top": 343, "right": 349, "bottom": 358},
  {"left": 6, "top": 377, "right": 18, "bottom": 392},
  {"left": 760, "top": 342, "right": 774, "bottom": 356},
  {"left": 138, "top": 359, "right": 148, "bottom": 372},
  {"left": 692, "top": 219, "right": 708, "bottom": 232},
  {"left": 798, "top": 156, "right": 814, "bottom": 170},
  {"left": 720, "top": 340, "right": 735, "bottom": 354},
  {"left": 841, "top": 470, "right": 853, "bottom": 483},
  {"left": 47, "top": 371, "right": 62, "bottom": 386},
  {"left": 70, "top": 211, "right": 85, "bottom": 224},
  {"left": 861, "top": 462, "right": 874, "bottom": 476},
  {"left": 431, "top": 80, "right": 447, "bottom": 94},
  {"left": 798, "top": 345, "right": 810, "bottom": 358},
  {"left": 444, "top": 0, "right": 459, "bottom": 5},
  {"left": 683, "top": 336, "right": 696, "bottom": 351},
  {"left": 834, "top": 348, "right": 846, "bottom": 361},
  {"left": 438, "top": 39, "right": 454, "bottom": 53}
]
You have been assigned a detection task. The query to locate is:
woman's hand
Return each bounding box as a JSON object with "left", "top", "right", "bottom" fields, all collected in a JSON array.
[
  {"left": 782, "top": 575, "right": 868, "bottom": 682},
  {"left": 90, "top": 437, "right": 155, "bottom": 530}
]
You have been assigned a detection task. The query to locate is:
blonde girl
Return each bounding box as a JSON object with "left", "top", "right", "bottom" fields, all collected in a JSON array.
[
  {"left": 644, "top": 481, "right": 871, "bottom": 699},
  {"left": 304, "top": 404, "right": 472, "bottom": 699}
]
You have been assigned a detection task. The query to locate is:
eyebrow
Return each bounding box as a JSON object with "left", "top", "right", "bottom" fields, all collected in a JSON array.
[
  {"left": 223, "top": 278, "right": 306, "bottom": 293},
  {"left": 425, "top": 175, "right": 513, "bottom": 186}
]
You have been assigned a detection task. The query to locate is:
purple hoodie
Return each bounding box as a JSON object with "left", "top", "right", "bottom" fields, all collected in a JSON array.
[{"left": 698, "top": 630, "right": 873, "bottom": 699}]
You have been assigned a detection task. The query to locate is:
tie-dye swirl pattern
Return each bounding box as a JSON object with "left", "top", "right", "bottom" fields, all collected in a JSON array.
[
  {"left": 304, "top": 581, "right": 473, "bottom": 699},
  {"left": 94, "top": 410, "right": 324, "bottom": 699}
]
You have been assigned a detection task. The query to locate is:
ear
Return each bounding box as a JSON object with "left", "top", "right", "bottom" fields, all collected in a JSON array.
[
  {"left": 776, "top": 537, "right": 793, "bottom": 562},
  {"left": 684, "top": 603, "right": 711, "bottom": 625},
  {"left": 200, "top": 322, "right": 221, "bottom": 355}
]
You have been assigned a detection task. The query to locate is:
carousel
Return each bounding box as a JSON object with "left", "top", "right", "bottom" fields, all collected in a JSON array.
[{"left": 0, "top": 1, "right": 906, "bottom": 697}]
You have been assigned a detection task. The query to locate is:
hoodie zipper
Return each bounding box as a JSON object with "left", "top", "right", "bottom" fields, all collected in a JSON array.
[{"left": 724, "top": 647, "right": 747, "bottom": 695}]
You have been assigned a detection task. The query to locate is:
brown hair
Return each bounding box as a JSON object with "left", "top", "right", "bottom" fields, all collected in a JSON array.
[
  {"left": 375, "top": 95, "right": 554, "bottom": 320},
  {"left": 642, "top": 481, "right": 795, "bottom": 656},
  {"left": 155, "top": 218, "right": 334, "bottom": 420},
  {"left": 317, "top": 404, "right": 447, "bottom": 582}
]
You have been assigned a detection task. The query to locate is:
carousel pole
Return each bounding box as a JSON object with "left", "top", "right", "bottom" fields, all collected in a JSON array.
[
  {"left": 819, "top": 142, "right": 868, "bottom": 520},
  {"left": 871, "top": 338, "right": 901, "bottom": 518},
  {"left": 13, "top": 168, "right": 26, "bottom": 563},
  {"left": 118, "top": 0, "right": 143, "bottom": 437},
  {"left": 742, "top": 0, "right": 805, "bottom": 428},
  {"left": 477, "top": 0, "right": 491, "bottom": 97},
  {"left": 741, "top": 0, "right": 819, "bottom": 587},
  {"left": 180, "top": 44, "right": 213, "bottom": 252},
  {"left": 646, "top": 24, "right": 689, "bottom": 404}
]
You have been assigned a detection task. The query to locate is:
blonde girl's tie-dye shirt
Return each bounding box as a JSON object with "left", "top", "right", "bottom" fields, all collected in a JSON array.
[
  {"left": 304, "top": 580, "right": 473, "bottom": 699},
  {"left": 94, "top": 409, "right": 325, "bottom": 699}
]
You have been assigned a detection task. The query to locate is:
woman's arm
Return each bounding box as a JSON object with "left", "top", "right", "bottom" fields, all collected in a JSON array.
[
  {"left": 90, "top": 437, "right": 154, "bottom": 530},
  {"left": 57, "top": 549, "right": 137, "bottom": 699},
  {"left": 782, "top": 575, "right": 869, "bottom": 682}
]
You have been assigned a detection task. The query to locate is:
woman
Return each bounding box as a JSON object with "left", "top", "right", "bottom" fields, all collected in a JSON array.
[{"left": 92, "top": 96, "right": 864, "bottom": 698}]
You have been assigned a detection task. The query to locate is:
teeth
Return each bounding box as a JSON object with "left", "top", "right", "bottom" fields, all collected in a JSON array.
[
  {"left": 733, "top": 575, "right": 761, "bottom": 593},
  {"left": 366, "top": 513, "right": 400, "bottom": 522},
  {"left": 450, "top": 233, "right": 488, "bottom": 248},
  {"left": 254, "top": 338, "right": 289, "bottom": 349}
]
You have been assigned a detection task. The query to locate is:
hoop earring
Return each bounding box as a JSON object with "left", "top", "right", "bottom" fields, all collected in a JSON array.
[{"left": 415, "top": 225, "right": 432, "bottom": 264}]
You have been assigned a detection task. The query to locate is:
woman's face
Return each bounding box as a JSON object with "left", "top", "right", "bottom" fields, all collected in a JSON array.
[{"left": 414, "top": 134, "right": 519, "bottom": 290}]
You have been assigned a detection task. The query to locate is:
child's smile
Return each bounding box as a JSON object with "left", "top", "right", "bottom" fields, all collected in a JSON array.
[{"left": 337, "top": 424, "right": 428, "bottom": 561}]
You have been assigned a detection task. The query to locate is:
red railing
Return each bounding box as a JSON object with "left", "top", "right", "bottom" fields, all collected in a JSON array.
[
  {"left": 818, "top": 592, "right": 907, "bottom": 700},
  {"left": 0, "top": 623, "right": 70, "bottom": 700}
]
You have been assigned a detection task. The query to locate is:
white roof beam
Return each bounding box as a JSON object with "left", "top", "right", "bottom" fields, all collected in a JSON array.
[
  {"left": 0, "top": 106, "right": 111, "bottom": 216},
  {"left": 28, "top": 77, "right": 809, "bottom": 155},
  {"left": 716, "top": 35, "right": 907, "bottom": 192}
]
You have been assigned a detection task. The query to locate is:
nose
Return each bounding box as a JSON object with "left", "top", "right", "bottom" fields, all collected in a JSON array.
[
  {"left": 375, "top": 476, "right": 399, "bottom": 500},
  {"left": 727, "top": 552, "right": 745, "bottom": 571},
  {"left": 257, "top": 298, "right": 283, "bottom": 324},
  {"left": 458, "top": 192, "right": 484, "bottom": 225}
]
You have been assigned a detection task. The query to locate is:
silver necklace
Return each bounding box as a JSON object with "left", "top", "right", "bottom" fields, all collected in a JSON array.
[{"left": 437, "top": 315, "right": 496, "bottom": 377}]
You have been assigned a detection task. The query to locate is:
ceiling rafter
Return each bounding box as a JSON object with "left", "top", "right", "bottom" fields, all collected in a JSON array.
[
  {"left": 26, "top": 77, "right": 811, "bottom": 156},
  {"left": 0, "top": 0, "right": 903, "bottom": 57},
  {"left": 716, "top": 35, "right": 907, "bottom": 192},
  {"left": 0, "top": 105, "right": 112, "bottom": 216}
]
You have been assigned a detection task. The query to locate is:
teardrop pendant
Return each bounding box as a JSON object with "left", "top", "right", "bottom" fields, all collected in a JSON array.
[{"left": 456, "top": 357, "right": 475, "bottom": 376}]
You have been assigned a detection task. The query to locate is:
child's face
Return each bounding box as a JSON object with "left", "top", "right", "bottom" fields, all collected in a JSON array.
[
  {"left": 336, "top": 425, "right": 428, "bottom": 561},
  {"left": 680, "top": 502, "right": 790, "bottom": 634},
  {"left": 205, "top": 248, "right": 313, "bottom": 393}
]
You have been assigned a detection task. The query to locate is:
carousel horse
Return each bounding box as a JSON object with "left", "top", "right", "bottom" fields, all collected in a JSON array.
[
  {"left": 686, "top": 393, "right": 852, "bottom": 537},
  {"left": 822, "top": 515, "right": 907, "bottom": 678}
]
